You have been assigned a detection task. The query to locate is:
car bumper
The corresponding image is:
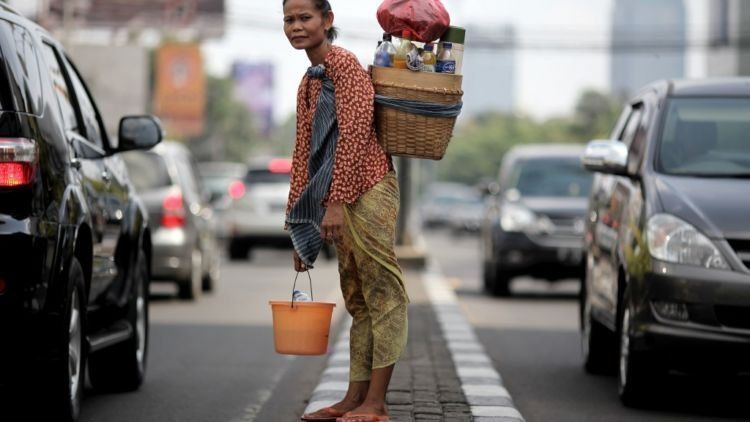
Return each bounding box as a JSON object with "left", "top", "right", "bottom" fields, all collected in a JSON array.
[
  {"left": 494, "top": 230, "right": 584, "bottom": 279},
  {"left": 630, "top": 261, "right": 750, "bottom": 372},
  {"left": 228, "top": 210, "right": 290, "bottom": 247},
  {"left": 150, "top": 227, "right": 192, "bottom": 281}
]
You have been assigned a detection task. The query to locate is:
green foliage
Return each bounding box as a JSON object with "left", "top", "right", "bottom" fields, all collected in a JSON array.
[
  {"left": 436, "top": 89, "right": 622, "bottom": 185},
  {"left": 188, "top": 76, "right": 256, "bottom": 162}
]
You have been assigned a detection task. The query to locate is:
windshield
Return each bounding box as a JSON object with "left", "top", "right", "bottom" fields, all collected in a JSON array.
[
  {"left": 659, "top": 98, "right": 750, "bottom": 177},
  {"left": 508, "top": 157, "right": 592, "bottom": 198},
  {"left": 122, "top": 152, "right": 172, "bottom": 191}
]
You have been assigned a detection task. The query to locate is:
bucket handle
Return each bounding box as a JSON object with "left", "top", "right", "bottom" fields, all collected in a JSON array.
[{"left": 291, "top": 270, "right": 314, "bottom": 306}]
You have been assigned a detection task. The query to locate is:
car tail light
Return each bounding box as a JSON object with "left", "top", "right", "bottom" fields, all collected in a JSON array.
[
  {"left": 228, "top": 180, "right": 246, "bottom": 199},
  {"left": 0, "top": 138, "right": 37, "bottom": 188},
  {"left": 268, "top": 158, "right": 292, "bottom": 174},
  {"left": 161, "top": 189, "right": 185, "bottom": 228}
]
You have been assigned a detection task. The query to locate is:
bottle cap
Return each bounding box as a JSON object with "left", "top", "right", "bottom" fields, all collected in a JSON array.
[
  {"left": 440, "top": 26, "right": 466, "bottom": 45},
  {"left": 442, "top": 42, "right": 453, "bottom": 49},
  {"left": 424, "top": 43, "right": 434, "bottom": 52}
]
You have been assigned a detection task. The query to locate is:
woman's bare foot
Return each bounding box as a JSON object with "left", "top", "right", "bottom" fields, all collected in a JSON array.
[{"left": 340, "top": 400, "right": 388, "bottom": 420}]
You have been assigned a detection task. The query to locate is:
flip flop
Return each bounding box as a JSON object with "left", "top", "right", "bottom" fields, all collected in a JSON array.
[
  {"left": 301, "top": 407, "right": 346, "bottom": 422},
  {"left": 336, "top": 415, "right": 390, "bottom": 422}
]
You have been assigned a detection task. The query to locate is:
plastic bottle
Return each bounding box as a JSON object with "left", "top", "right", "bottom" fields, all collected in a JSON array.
[
  {"left": 381, "top": 33, "right": 397, "bottom": 64},
  {"left": 293, "top": 290, "right": 311, "bottom": 302},
  {"left": 393, "top": 30, "right": 416, "bottom": 70},
  {"left": 374, "top": 41, "right": 391, "bottom": 67},
  {"left": 435, "top": 42, "right": 456, "bottom": 74},
  {"left": 438, "top": 26, "right": 466, "bottom": 75},
  {"left": 421, "top": 43, "right": 436, "bottom": 73}
]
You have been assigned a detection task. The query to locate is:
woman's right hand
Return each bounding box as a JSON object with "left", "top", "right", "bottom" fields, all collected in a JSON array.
[{"left": 293, "top": 251, "right": 308, "bottom": 272}]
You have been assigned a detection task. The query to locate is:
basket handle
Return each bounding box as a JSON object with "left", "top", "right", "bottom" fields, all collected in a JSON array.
[{"left": 291, "top": 270, "right": 314, "bottom": 306}]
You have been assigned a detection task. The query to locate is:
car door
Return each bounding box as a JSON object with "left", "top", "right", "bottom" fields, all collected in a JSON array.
[
  {"left": 40, "top": 41, "right": 117, "bottom": 304},
  {"left": 60, "top": 55, "right": 132, "bottom": 304},
  {"left": 589, "top": 103, "right": 647, "bottom": 326}
]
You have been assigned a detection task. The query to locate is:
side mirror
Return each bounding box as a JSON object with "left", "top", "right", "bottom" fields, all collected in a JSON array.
[
  {"left": 581, "top": 140, "right": 629, "bottom": 176},
  {"left": 116, "top": 115, "right": 163, "bottom": 153}
]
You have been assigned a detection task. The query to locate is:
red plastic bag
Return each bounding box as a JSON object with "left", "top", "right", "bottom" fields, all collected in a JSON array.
[{"left": 377, "top": 0, "right": 451, "bottom": 43}]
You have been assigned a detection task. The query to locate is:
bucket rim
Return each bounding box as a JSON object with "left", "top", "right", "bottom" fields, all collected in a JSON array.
[{"left": 269, "top": 300, "right": 336, "bottom": 308}]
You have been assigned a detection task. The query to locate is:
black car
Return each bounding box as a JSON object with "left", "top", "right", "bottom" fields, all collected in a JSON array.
[
  {"left": 480, "top": 144, "right": 592, "bottom": 296},
  {"left": 0, "top": 6, "right": 161, "bottom": 421},
  {"left": 580, "top": 79, "right": 750, "bottom": 406}
]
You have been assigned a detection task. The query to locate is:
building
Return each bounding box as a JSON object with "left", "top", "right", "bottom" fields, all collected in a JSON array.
[
  {"left": 707, "top": 0, "right": 750, "bottom": 76},
  {"left": 460, "top": 25, "right": 517, "bottom": 116},
  {"left": 610, "top": 0, "right": 686, "bottom": 99}
]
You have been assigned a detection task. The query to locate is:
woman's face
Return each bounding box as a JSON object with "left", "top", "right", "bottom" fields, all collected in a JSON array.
[{"left": 283, "top": 0, "right": 333, "bottom": 50}]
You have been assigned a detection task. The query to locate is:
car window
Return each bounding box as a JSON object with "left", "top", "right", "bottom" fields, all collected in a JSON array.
[
  {"left": 41, "top": 43, "right": 79, "bottom": 133},
  {"left": 508, "top": 157, "right": 593, "bottom": 198},
  {"left": 62, "top": 57, "right": 105, "bottom": 148},
  {"left": 174, "top": 154, "right": 201, "bottom": 205},
  {"left": 121, "top": 151, "right": 172, "bottom": 191},
  {"left": 0, "top": 19, "right": 43, "bottom": 115},
  {"left": 658, "top": 98, "right": 750, "bottom": 177},
  {"left": 244, "top": 169, "right": 290, "bottom": 185},
  {"left": 619, "top": 107, "right": 643, "bottom": 147}
]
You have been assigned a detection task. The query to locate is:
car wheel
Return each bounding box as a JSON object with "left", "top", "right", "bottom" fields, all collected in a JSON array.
[
  {"left": 322, "top": 243, "right": 336, "bottom": 260},
  {"left": 228, "top": 240, "right": 249, "bottom": 261},
  {"left": 178, "top": 248, "right": 202, "bottom": 300},
  {"left": 482, "top": 259, "right": 493, "bottom": 293},
  {"left": 617, "top": 306, "right": 660, "bottom": 407},
  {"left": 202, "top": 257, "right": 219, "bottom": 292},
  {"left": 580, "top": 284, "right": 615, "bottom": 374},
  {"left": 89, "top": 249, "right": 149, "bottom": 392},
  {"left": 491, "top": 262, "right": 512, "bottom": 297},
  {"left": 41, "top": 257, "right": 86, "bottom": 422}
]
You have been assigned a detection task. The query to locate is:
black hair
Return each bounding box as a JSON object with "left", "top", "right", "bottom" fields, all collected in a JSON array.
[{"left": 283, "top": 0, "right": 339, "bottom": 42}]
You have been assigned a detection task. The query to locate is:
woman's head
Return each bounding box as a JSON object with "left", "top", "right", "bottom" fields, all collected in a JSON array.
[{"left": 283, "top": 0, "right": 338, "bottom": 50}]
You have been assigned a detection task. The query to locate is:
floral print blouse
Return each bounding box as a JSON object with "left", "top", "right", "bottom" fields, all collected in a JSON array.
[{"left": 287, "top": 46, "right": 391, "bottom": 213}]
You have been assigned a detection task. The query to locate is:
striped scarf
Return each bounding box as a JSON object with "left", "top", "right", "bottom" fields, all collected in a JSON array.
[{"left": 286, "top": 64, "right": 339, "bottom": 268}]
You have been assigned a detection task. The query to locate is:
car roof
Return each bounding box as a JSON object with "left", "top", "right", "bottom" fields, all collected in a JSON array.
[
  {"left": 639, "top": 78, "right": 750, "bottom": 98},
  {"left": 505, "top": 144, "right": 586, "bottom": 160}
]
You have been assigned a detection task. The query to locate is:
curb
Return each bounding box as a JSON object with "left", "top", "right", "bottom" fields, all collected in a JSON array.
[{"left": 423, "top": 265, "right": 525, "bottom": 422}]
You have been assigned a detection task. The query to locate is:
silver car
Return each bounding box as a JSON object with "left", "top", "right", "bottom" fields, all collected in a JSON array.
[{"left": 122, "top": 142, "right": 220, "bottom": 300}]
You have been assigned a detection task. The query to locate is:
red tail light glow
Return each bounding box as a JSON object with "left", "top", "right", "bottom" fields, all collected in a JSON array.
[
  {"left": 268, "top": 158, "right": 292, "bottom": 174},
  {"left": 228, "top": 180, "right": 246, "bottom": 199},
  {"left": 0, "top": 138, "right": 37, "bottom": 188},
  {"left": 161, "top": 189, "right": 185, "bottom": 228}
]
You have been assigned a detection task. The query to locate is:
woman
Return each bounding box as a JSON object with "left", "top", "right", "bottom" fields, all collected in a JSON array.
[{"left": 282, "top": 1, "right": 409, "bottom": 421}]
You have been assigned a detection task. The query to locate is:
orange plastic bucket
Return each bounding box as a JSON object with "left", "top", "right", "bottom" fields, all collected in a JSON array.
[{"left": 269, "top": 301, "right": 336, "bottom": 356}]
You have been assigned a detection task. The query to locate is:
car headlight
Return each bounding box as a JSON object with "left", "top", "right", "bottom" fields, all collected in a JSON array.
[
  {"left": 500, "top": 204, "right": 554, "bottom": 234},
  {"left": 646, "top": 213, "right": 729, "bottom": 270}
]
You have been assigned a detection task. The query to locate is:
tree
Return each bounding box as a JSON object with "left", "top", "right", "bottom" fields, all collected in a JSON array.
[
  {"left": 433, "top": 90, "right": 621, "bottom": 185},
  {"left": 188, "top": 76, "right": 256, "bottom": 162}
]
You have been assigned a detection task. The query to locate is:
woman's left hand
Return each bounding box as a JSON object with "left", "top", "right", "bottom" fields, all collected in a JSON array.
[{"left": 321, "top": 202, "right": 344, "bottom": 242}]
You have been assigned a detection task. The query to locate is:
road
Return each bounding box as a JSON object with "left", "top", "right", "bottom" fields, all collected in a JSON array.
[
  {"left": 76, "top": 231, "right": 750, "bottom": 422},
  {"left": 425, "top": 229, "right": 750, "bottom": 422},
  {"left": 81, "top": 249, "right": 342, "bottom": 422}
]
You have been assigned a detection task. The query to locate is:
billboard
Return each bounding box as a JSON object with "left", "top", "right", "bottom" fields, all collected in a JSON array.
[
  {"left": 153, "top": 43, "right": 206, "bottom": 138},
  {"left": 45, "top": 0, "right": 225, "bottom": 38},
  {"left": 232, "top": 62, "right": 275, "bottom": 138}
]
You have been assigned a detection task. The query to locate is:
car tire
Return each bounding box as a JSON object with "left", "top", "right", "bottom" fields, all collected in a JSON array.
[
  {"left": 202, "top": 253, "right": 220, "bottom": 292},
  {"left": 580, "top": 282, "right": 615, "bottom": 374},
  {"left": 578, "top": 265, "right": 617, "bottom": 375},
  {"left": 482, "top": 259, "right": 493, "bottom": 293},
  {"left": 89, "top": 249, "right": 149, "bottom": 392},
  {"left": 178, "top": 248, "right": 202, "bottom": 300},
  {"left": 41, "top": 257, "right": 86, "bottom": 422},
  {"left": 322, "top": 243, "right": 336, "bottom": 260},
  {"left": 617, "top": 304, "right": 661, "bottom": 407},
  {"left": 228, "top": 240, "right": 248, "bottom": 261},
  {"left": 491, "top": 270, "right": 512, "bottom": 297}
]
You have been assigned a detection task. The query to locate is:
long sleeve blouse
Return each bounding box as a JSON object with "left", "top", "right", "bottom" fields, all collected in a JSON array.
[{"left": 287, "top": 46, "right": 390, "bottom": 214}]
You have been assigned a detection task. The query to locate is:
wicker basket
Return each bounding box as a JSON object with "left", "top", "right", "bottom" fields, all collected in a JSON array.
[{"left": 371, "top": 67, "right": 463, "bottom": 160}]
